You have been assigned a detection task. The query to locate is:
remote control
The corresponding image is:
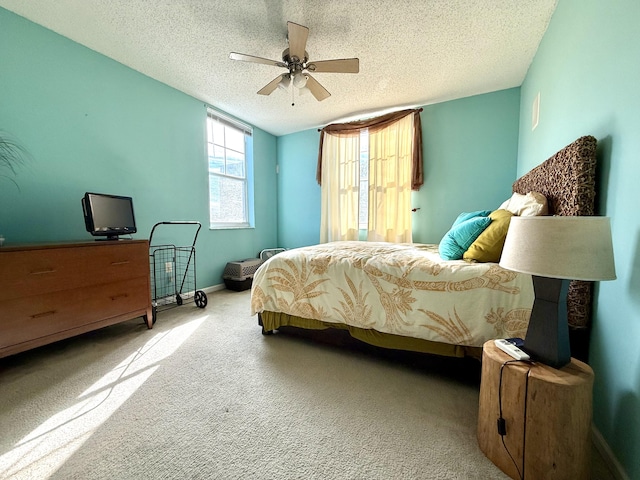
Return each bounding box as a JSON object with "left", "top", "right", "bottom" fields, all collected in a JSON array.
[{"left": 494, "top": 339, "right": 530, "bottom": 361}]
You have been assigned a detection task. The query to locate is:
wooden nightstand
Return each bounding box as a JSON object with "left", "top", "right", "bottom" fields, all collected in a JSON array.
[{"left": 477, "top": 340, "right": 594, "bottom": 480}]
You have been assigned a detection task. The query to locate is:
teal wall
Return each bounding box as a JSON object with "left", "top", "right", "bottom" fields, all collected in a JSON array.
[
  {"left": 518, "top": 1, "right": 639, "bottom": 477},
  {"left": 417, "top": 89, "right": 520, "bottom": 244},
  {"left": 276, "top": 88, "right": 520, "bottom": 248},
  {"left": 0, "top": 9, "right": 278, "bottom": 288},
  {"left": 276, "top": 130, "right": 321, "bottom": 248}
]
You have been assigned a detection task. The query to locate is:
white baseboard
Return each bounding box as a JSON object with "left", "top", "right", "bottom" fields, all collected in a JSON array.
[
  {"left": 592, "top": 424, "right": 629, "bottom": 480},
  {"left": 153, "top": 284, "right": 229, "bottom": 308},
  {"left": 202, "top": 283, "right": 227, "bottom": 293}
]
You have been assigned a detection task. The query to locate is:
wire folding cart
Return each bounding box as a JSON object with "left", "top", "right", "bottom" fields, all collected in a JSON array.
[{"left": 149, "top": 221, "right": 207, "bottom": 323}]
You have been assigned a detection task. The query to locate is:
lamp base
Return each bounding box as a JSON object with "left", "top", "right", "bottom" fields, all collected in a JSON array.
[{"left": 523, "top": 276, "right": 571, "bottom": 368}]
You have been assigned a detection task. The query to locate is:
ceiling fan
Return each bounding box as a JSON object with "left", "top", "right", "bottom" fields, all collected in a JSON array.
[{"left": 229, "top": 21, "right": 359, "bottom": 103}]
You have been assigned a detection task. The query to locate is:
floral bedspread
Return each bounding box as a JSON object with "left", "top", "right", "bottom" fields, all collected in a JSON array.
[{"left": 250, "top": 241, "right": 534, "bottom": 347}]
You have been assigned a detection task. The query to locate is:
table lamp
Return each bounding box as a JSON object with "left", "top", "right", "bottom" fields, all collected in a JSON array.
[{"left": 499, "top": 216, "right": 616, "bottom": 368}]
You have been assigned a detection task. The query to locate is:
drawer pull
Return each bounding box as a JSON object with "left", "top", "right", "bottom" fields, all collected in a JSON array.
[
  {"left": 111, "top": 261, "right": 130, "bottom": 266},
  {"left": 30, "top": 310, "right": 57, "bottom": 319},
  {"left": 110, "top": 293, "right": 129, "bottom": 301},
  {"left": 29, "top": 268, "right": 57, "bottom": 276}
]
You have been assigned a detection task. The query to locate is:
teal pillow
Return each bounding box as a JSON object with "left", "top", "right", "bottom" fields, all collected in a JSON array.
[
  {"left": 439, "top": 212, "right": 492, "bottom": 260},
  {"left": 452, "top": 210, "right": 491, "bottom": 226}
]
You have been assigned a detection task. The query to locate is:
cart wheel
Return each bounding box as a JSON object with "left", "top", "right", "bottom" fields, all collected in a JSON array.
[
  {"left": 176, "top": 294, "right": 183, "bottom": 306},
  {"left": 194, "top": 290, "right": 208, "bottom": 308}
]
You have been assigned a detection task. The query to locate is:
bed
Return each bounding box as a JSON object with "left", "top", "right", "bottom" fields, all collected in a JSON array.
[{"left": 251, "top": 135, "right": 598, "bottom": 359}]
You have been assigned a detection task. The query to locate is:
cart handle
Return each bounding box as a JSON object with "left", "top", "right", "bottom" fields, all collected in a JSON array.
[{"left": 149, "top": 221, "right": 202, "bottom": 247}]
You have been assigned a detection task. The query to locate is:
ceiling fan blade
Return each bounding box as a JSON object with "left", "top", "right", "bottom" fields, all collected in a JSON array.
[
  {"left": 229, "top": 52, "right": 286, "bottom": 68},
  {"left": 287, "top": 22, "right": 309, "bottom": 62},
  {"left": 306, "top": 58, "right": 359, "bottom": 74},
  {"left": 257, "top": 74, "right": 289, "bottom": 96},
  {"left": 305, "top": 74, "right": 331, "bottom": 101}
]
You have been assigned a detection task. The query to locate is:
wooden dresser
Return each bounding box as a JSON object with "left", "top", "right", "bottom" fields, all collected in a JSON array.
[{"left": 0, "top": 240, "right": 153, "bottom": 359}]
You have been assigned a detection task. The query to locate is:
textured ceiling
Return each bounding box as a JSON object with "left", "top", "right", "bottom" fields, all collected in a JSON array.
[{"left": 0, "top": 0, "right": 557, "bottom": 136}]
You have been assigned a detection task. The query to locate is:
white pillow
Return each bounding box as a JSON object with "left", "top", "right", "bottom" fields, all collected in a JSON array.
[{"left": 499, "top": 192, "right": 548, "bottom": 216}]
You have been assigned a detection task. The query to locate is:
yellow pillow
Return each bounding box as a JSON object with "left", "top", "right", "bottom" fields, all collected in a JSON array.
[{"left": 463, "top": 209, "right": 514, "bottom": 263}]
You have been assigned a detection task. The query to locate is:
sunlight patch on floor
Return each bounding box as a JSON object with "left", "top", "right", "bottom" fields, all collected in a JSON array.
[{"left": 0, "top": 315, "right": 207, "bottom": 480}]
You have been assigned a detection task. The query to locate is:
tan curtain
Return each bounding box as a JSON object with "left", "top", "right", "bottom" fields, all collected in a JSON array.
[
  {"left": 367, "top": 113, "right": 414, "bottom": 242},
  {"left": 319, "top": 132, "right": 360, "bottom": 243},
  {"left": 317, "top": 108, "right": 423, "bottom": 243}
]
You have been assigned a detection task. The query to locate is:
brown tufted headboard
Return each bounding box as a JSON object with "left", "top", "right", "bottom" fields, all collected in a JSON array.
[{"left": 511, "top": 135, "right": 598, "bottom": 331}]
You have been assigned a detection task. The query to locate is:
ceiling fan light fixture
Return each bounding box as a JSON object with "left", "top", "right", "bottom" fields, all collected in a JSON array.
[
  {"left": 292, "top": 72, "right": 308, "bottom": 89},
  {"left": 278, "top": 74, "right": 291, "bottom": 90}
]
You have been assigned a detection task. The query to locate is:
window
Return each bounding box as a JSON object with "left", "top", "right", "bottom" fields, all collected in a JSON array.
[
  {"left": 206, "top": 109, "right": 253, "bottom": 228},
  {"left": 319, "top": 109, "right": 422, "bottom": 244}
]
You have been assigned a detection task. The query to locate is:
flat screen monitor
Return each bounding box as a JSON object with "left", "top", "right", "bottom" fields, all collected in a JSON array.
[{"left": 82, "top": 192, "right": 137, "bottom": 240}]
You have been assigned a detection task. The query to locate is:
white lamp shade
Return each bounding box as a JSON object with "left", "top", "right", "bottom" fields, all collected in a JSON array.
[{"left": 499, "top": 216, "right": 616, "bottom": 281}]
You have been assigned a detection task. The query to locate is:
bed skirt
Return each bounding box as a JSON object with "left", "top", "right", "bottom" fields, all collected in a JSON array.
[{"left": 259, "top": 310, "right": 482, "bottom": 359}]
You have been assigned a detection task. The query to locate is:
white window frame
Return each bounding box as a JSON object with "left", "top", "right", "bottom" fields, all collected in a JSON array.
[
  {"left": 358, "top": 129, "right": 369, "bottom": 230},
  {"left": 206, "top": 108, "right": 253, "bottom": 229}
]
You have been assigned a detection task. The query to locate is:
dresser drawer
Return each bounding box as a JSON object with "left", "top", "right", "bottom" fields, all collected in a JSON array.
[
  {"left": 0, "top": 289, "right": 86, "bottom": 347},
  {"left": 83, "top": 241, "right": 149, "bottom": 285},
  {"left": 0, "top": 241, "right": 149, "bottom": 301},
  {"left": 0, "top": 276, "right": 150, "bottom": 348},
  {"left": 81, "top": 276, "right": 150, "bottom": 320},
  {"left": 0, "top": 248, "right": 93, "bottom": 301}
]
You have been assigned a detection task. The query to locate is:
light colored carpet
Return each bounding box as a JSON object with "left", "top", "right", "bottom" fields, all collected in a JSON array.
[{"left": 0, "top": 290, "right": 611, "bottom": 479}]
